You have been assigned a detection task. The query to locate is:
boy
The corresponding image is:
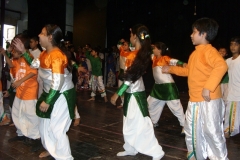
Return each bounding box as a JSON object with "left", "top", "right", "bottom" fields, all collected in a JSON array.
[
  {"left": 2, "top": 34, "right": 41, "bottom": 152},
  {"left": 224, "top": 37, "right": 240, "bottom": 138},
  {"left": 162, "top": 18, "right": 228, "bottom": 160}
]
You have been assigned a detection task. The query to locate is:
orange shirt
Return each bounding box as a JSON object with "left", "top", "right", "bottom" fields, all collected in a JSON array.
[
  {"left": 11, "top": 56, "right": 38, "bottom": 100},
  {"left": 125, "top": 50, "right": 138, "bottom": 68},
  {"left": 169, "top": 44, "right": 227, "bottom": 102}
]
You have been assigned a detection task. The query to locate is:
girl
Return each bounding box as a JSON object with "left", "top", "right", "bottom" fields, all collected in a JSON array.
[
  {"left": 111, "top": 24, "right": 165, "bottom": 160},
  {"left": 14, "top": 24, "right": 80, "bottom": 159},
  {"left": 86, "top": 47, "right": 108, "bottom": 102},
  {"left": 116, "top": 39, "right": 131, "bottom": 108},
  {"left": 147, "top": 42, "right": 185, "bottom": 133}
]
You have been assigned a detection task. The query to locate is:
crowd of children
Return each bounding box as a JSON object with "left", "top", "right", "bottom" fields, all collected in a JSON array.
[{"left": 1, "top": 17, "right": 240, "bottom": 160}]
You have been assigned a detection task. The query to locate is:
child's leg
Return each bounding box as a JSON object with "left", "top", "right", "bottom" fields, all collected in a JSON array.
[
  {"left": 202, "top": 99, "right": 228, "bottom": 159},
  {"left": 96, "top": 76, "right": 107, "bottom": 102},
  {"left": 147, "top": 96, "right": 165, "bottom": 124},
  {"left": 166, "top": 99, "right": 185, "bottom": 127},
  {"left": 89, "top": 76, "right": 96, "bottom": 100},
  {"left": 73, "top": 105, "right": 80, "bottom": 126}
]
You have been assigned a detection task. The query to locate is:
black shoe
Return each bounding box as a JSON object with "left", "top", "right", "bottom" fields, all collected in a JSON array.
[
  {"left": 31, "top": 139, "right": 42, "bottom": 152},
  {"left": 8, "top": 136, "right": 26, "bottom": 142}
]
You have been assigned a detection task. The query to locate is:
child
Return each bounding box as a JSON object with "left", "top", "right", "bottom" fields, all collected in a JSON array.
[
  {"left": 218, "top": 47, "right": 229, "bottom": 107},
  {"left": 162, "top": 18, "right": 228, "bottom": 160},
  {"left": 76, "top": 55, "right": 89, "bottom": 91},
  {"left": 224, "top": 37, "right": 240, "bottom": 138},
  {"left": 14, "top": 25, "right": 77, "bottom": 159},
  {"left": 111, "top": 24, "right": 165, "bottom": 160},
  {"left": 147, "top": 42, "right": 185, "bottom": 133},
  {"left": 1, "top": 34, "right": 41, "bottom": 151},
  {"left": 117, "top": 39, "right": 131, "bottom": 108},
  {"left": 85, "top": 47, "right": 108, "bottom": 102}
]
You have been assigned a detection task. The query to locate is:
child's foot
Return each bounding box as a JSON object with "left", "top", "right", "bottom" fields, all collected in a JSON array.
[
  {"left": 0, "top": 116, "right": 11, "bottom": 126},
  {"left": 117, "top": 151, "right": 137, "bottom": 156},
  {"left": 224, "top": 132, "right": 230, "bottom": 138},
  {"left": 180, "top": 127, "right": 185, "bottom": 135},
  {"left": 117, "top": 105, "right": 123, "bottom": 109},
  {"left": 9, "top": 123, "right": 15, "bottom": 127},
  {"left": 39, "top": 151, "right": 50, "bottom": 158},
  {"left": 73, "top": 118, "right": 80, "bottom": 126},
  {"left": 88, "top": 97, "right": 95, "bottom": 101}
]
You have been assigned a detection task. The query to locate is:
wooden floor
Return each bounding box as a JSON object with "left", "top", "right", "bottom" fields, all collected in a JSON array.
[{"left": 0, "top": 88, "right": 240, "bottom": 160}]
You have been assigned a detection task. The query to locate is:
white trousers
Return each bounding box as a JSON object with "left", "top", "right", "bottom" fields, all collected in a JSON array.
[
  {"left": 224, "top": 101, "right": 240, "bottom": 136},
  {"left": 122, "top": 95, "right": 164, "bottom": 159},
  {"left": 90, "top": 75, "right": 106, "bottom": 97},
  {"left": 147, "top": 96, "right": 185, "bottom": 126},
  {"left": 0, "top": 91, "right": 4, "bottom": 121},
  {"left": 74, "top": 106, "right": 80, "bottom": 119},
  {"left": 12, "top": 97, "right": 40, "bottom": 139},
  {"left": 221, "top": 83, "right": 228, "bottom": 107},
  {"left": 39, "top": 94, "right": 73, "bottom": 160},
  {"left": 185, "top": 99, "right": 228, "bottom": 160}
]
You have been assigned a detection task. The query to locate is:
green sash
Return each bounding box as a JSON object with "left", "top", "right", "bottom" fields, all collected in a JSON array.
[
  {"left": 36, "top": 88, "right": 76, "bottom": 119},
  {"left": 150, "top": 83, "right": 179, "bottom": 100}
]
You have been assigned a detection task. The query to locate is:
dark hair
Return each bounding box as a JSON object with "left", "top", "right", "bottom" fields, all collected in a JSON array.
[
  {"left": 15, "top": 33, "right": 30, "bottom": 50},
  {"left": 192, "top": 17, "right": 219, "bottom": 42},
  {"left": 154, "top": 42, "right": 170, "bottom": 56},
  {"left": 45, "top": 24, "right": 72, "bottom": 71},
  {"left": 30, "top": 36, "right": 43, "bottom": 52},
  {"left": 124, "top": 24, "right": 152, "bottom": 82},
  {"left": 92, "top": 46, "right": 100, "bottom": 54},
  {"left": 230, "top": 37, "right": 240, "bottom": 44}
]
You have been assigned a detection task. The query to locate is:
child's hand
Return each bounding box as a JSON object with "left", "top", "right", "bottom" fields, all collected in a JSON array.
[
  {"left": 40, "top": 101, "right": 50, "bottom": 112},
  {"left": 3, "top": 91, "right": 10, "bottom": 97},
  {"left": 110, "top": 93, "right": 119, "bottom": 105},
  {"left": 12, "top": 38, "right": 26, "bottom": 54},
  {"left": 78, "top": 66, "right": 86, "bottom": 73},
  {"left": 183, "top": 63, "right": 187, "bottom": 68},
  {"left": 162, "top": 65, "right": 170, "bottom": 73},
  {"left": 11, "top": 80, "right": 22, "bottom": 88},
  {"left": 202, "top": 88, "right": 211, "bottom": 102}
]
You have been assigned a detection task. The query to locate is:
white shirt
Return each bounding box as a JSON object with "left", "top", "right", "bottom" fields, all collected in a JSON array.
[
  {"left": 29, "top": 48, "right": 41, "bottom": 59},
  {"left": 226, "top": 56, "right": 240, "bottom": 101}
]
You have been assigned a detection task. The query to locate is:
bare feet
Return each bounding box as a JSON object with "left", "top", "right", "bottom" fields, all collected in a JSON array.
[
  {"left": 88, "top": 97, "right": 95, "bottom": 101},
  {"left": 9, "top": 123, "right": 15, "bottom": 127},
  {"left": 0, "top": 116, "right": 11, "bottom": 126},
  {"left": 73, "top": 118, "right": 80, "bottom": 126},
  {"left": 224, "top": 132, "right": 230, "bottom": 138},
  {"left": 39, "top": 151, "right": 50, "bottom": 158},
  {"left": 117, "top": 105, "right": 123, "bottom": 109}
]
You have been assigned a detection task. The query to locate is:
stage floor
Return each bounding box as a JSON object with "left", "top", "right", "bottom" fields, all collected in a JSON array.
[{"left": 0, "top": 88, "right": 239, "bottom": 160}]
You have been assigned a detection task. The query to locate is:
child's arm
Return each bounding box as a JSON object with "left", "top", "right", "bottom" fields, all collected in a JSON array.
[
  {"left": 0, "top": 47, "right": 14, "bottom": 68},
  {"left": 162, "top": 65, "right": 189, "bottom": 77},
  {"left": 111, "top": 81, "right": 131, "bottom": 105},
  {"left": 11, "top": 72, "right": 36, "bottom": 88}
]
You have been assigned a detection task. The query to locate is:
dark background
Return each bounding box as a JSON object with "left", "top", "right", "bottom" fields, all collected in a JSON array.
[{"left": 26, "top": 0, "right": 240, "bottom": 91}]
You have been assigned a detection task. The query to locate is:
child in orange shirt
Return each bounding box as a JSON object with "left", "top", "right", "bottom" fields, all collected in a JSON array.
[
  {"left": 163, "top": 18, "right": 228, "bottom": 160},
  {"left": 2, "top": 34, "right": 40, "bottom": 152}
]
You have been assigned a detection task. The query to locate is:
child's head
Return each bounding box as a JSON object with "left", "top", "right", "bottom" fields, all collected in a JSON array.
[
  {"left": 91, "top": 47, "right": 100, "bottom": 57},
  {"left": 123, "top": 41, "right": 130, "bottom": 51},
  {"left": 191, "top": 18, "right": 219, "bottom": 45},
  {"left": 130, "top": 24, "right": 151, "bottom": 48},
  {"left": 11, "top": 33, "right": 30, "bottom": 58},
  {"left": 230, "top": 37, "right": 240, "bottom": 55},
  {"left": 152, "top": 42, "right": 170, "bottom": 56},
  {"left": 218, "top": 47, "right": 228, "bottom": 58},
  {"left": 29, "top": 36, "right": 39, "bottom": 50}
]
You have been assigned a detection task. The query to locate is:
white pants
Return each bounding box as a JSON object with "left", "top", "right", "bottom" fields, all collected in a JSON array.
[
  {"left": 12, "top": 97, "right": 40, "bottom": 139},
  {"left": 221, "top": 83, "right": 228, "bottom": 107},
  {"left": 90, "top": 75, "right": 106, "bottom": 97},
  {"left": 75, "top": 106, "right": 80, "bottom": 119},
  {"left": 147, "top": 96, "right": 185, "bottom": 126},
  {"left": 122, "top": 95, "right": 164, "bottom": 159},
  {"left": 185, "top": 99, "right": 228, "bottom": 160},
  {"left": 118, "top": 80, "right": 124, "bottom": 105},
  {"left": 39, "top": 94, "right": 73, "bottom": 160},
  {"left": 224, "top": 101, "right": 240, "bottom": 136}
]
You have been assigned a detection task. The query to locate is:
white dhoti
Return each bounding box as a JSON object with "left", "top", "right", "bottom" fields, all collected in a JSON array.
[
  {"left": 12, "top": 97, "right": 40, "bottom": 139},
  {"left": 224, "top": 101, "right": 240, "bottom": 136},
  {"left": 221, "top": 83, "right": 228, "bottom": 107},
  {"left": 185, "top": 99, "right": 228, "bottom": 160},
  {"left": 122, "top": 96, "right": 164, "bottom": 159},
  {"left": 39, "top": 94, "right": 73, "bottom": 160},
  {"left": 91, "top": 76, "right": 106, "bottom": 97},
  {"left": 147, "top": 96, "right": 185, "bottom": 126}
]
